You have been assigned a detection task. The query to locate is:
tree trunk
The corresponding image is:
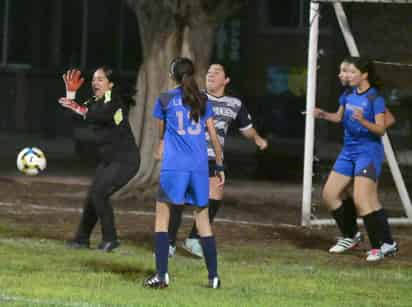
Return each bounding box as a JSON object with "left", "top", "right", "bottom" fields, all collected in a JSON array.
[{"left": 118, "top": 0, "right": 244, "bottom": 198}]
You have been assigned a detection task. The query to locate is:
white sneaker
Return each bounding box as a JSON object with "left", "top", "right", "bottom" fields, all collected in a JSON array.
[
  {"left": 208, "top": 276, "right": 221, "bottom": 289},
  {"left": 381, "top": 242, "right": 398, "bottom": 256},
  {"left": 329, "top": 232, "right": 363, "bottom": 253},
  {"left": 143, "top": 272, "right": 170, "bottom": 288},
  {"left": 168, "top": 244, "right": 176, "bottom": 258},
  {"left": 366, "top": 248, "right": 384, "bottom": 262},
  {"left": 182, "top": 238, "right": 203, "bottom": 258}
]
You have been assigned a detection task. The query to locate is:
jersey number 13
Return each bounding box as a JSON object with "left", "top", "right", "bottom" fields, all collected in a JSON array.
[{"left": 176, "top": 111, "right": 201, "bottom": 135}]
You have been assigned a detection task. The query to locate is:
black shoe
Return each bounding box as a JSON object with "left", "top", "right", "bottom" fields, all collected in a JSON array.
[
  {"left": 97, "top": 240, "right": 120, "bottom": 252},
  {"left": 143, "top": 273, "right": 169, "bottom": 289},
  {"left": 66, "top": 240, "right": 90, "bottom": 249},
  {"left": 208, "top": 276, "right": 221, "bottom": 289}
]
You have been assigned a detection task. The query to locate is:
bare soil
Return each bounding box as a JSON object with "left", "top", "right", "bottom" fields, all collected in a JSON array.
[{"left": 0, "top": 173, "right": 411, "bottom": 264}]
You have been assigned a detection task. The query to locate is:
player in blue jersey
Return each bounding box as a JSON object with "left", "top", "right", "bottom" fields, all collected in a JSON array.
[
  {"left": 167, "top": 63, "right": 268, "bottom": 258},
  {"left": 314, "top": 57, "right": 397, "bottom": 261},
  {"left": 316, "top": 58, "right": 395, "bottom": 254},
  {"left": 143, "top": 57, "right": 225, "bottom": 289}
]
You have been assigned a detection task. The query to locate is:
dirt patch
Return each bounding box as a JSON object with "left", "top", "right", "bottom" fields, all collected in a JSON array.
[{"left": 1, "top": 175, "right": 411, "bottom": 264}]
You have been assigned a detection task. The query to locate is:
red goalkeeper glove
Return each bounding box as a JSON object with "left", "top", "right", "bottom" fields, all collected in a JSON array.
[
  {"left": 62, "top": 69, "right": 84, "bottom": 99},
  {"left": 58, "top": 98, "right": 88, "bottom": 117}
]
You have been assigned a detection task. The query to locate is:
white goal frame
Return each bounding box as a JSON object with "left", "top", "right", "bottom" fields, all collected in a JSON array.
[{"left": 302, "top": 0, "right": 412, "bottom": 226}]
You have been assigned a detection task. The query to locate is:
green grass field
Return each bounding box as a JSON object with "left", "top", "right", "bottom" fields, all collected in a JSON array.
[{"left": 0, "top": 222, "right": 411, "bottom": 307}]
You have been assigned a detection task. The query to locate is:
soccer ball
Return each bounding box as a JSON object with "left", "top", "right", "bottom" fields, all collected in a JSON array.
[{"left": 16, "top": 147, "right": 47, "bottom": 176}]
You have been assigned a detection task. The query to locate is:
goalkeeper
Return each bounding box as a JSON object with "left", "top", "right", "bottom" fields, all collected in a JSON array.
[{"left": 58, "top": 67, "right": 139, "bottom": 252}]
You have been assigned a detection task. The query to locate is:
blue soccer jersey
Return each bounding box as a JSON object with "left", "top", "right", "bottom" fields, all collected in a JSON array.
[
  {"left": 339, "top": 87, "right": 385, "bottom": 145},
  {"left": 333, "top": 87, "right": 385, "bottom": 180},
  {"left": 152, "top": 87, "right": 214, "bottom": 172},
  {"left": 338, "top": 87, "right": 351, "bottom": 106}
]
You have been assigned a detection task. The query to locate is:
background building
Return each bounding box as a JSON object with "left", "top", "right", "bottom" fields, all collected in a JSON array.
[{"left": 0, "top": 0, "right": 411, "bottom": 178}]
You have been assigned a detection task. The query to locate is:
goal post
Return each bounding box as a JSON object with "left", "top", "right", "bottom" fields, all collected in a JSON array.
[{"left": 302, "top": 0, "right": 412, "bottom": 226}]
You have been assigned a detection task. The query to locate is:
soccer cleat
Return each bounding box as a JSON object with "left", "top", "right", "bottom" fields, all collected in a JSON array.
[
  {"left": 168, "top": 244, "right": 176, "bottom": 258},
  {"left": 208, "top": 276, "right": 221, "bottom": 289},
  {"left": 329, "top": 232, "right": 363, "bottom": 253},
  {"left": 381, "top": 241, "right": 398, "bottom": 257},
  {"left": 182, "top": 238, "right": 203, "bottom": 258},
  {"left": 143, "top": 273, "right": 169, "bottom": 289},
  {"left": 366, "top": 248, "right": 384, "bottom": 262},
  {"left": 97, "top": 240, "right": 120, "bottom": 252}
]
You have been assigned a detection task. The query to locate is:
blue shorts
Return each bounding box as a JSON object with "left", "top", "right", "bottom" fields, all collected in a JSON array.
[
  {"left": 157, "top": 170, "right": 209, "bottom": 207},
  {"left": 333, "top": 144, "right": 384, "bottom": 181}
]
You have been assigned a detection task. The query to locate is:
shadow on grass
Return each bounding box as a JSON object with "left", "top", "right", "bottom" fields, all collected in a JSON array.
[
  {"left": 276, "top": 226, "right": 334, "bottom": 250},
  {"left": 81, "top": 258, "right": 154, "bottom": 282}
]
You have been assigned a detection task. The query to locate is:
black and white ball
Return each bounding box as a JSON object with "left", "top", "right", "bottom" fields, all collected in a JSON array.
[{"left": 16, "top": 147, "right": 47, "bottom": 176}]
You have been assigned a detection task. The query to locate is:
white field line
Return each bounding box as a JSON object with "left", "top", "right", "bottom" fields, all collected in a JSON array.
[
  {"left": 0, "top": 294, "right": 104, "bottom": 307},
  {"left": 0, "top": 201, "right": 297, "bottom": 229}
]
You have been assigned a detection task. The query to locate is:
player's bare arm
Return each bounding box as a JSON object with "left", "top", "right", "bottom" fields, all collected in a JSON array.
[
  {"left": 314, "top": 105, "right": 344, "bottom": 123},
  {"left": 240, "top": 127, "right": 268, "bottom": 150},
  {"left": 206, "top": 118, "right": 225, "bottom": 186},
  {"left": 154, "top": 119, "right": 165, "bottom": 160},
  {"left": 353, "top": 111, "right": 386, "bottom": 136},
  {"left": 384, "top": 108, "right": 396, "bottom": 128}
]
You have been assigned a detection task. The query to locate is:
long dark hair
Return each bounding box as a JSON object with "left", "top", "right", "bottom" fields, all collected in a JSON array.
[
  {"left": 170, "top": 57, "right": 206, "bottom": 122},
  {"left": 347, "top": 57, "right": 383, "bottom": 90},
  {"left": 97, "top": 66, "right": 136, "bottom": 107}
]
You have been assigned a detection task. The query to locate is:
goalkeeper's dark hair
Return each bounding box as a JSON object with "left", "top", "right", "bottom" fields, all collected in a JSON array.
[
  {"left": 97, "top": 66, "right": 136, "bottom": 107},
  {"left": 346, "top": 57, "right": 383, "bottom": 90},
  {"left": 169, "top": 57, "right": 206, "bottom": 123}
]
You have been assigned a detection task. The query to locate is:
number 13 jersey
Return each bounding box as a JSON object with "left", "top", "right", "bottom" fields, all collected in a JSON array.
[{"left": 152, "top": 87, "right": 214, "bottom": 172}]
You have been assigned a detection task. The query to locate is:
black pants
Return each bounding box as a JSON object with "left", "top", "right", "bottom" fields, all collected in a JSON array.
[{"left": 74, "top": 159, "right": 139, "bottom": 243}]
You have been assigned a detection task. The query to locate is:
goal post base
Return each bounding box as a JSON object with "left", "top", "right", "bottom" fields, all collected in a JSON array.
[{"left": 309, "top": 217, "right": 412, "bottom": 226}]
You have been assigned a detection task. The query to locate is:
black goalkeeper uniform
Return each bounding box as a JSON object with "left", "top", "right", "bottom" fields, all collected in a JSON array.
[
  {"left": 84, "top": 92, "right": 139, "bottom": 163},
  {"left": 73, "top": 91, "right": 140, "bottom": 246}
]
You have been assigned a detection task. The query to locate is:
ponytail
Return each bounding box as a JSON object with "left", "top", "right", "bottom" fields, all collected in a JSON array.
[
  {"left": 170, "top": 57, "right": 206, "bottom": 122},
  {"left": 181, "top": 74, "right": 206, "bottom": 122}
]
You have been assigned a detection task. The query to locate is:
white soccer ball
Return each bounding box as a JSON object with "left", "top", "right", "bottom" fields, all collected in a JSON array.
[{"left": 16, "top": 147, "right": 47, "bottom": 176}]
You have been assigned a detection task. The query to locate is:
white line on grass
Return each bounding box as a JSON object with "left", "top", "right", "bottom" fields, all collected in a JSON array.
[{"left": 0, "top": 201, "right": 297, "bottom": 229}]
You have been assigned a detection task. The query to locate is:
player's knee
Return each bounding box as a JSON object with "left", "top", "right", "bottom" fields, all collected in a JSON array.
[
  {"left": 354, "top": 196, "right": 381, "bottom": 216},
  {"left": 322, "top": 187, "right": 340, "bottom": 209}
]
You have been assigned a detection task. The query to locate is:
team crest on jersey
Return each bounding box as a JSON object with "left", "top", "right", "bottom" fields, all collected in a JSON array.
[
  {"left": 113, "top": 108, "right": 123, "bottom": 125},
  {"left": 104, "top": 91, "right": 112, "bottom": 104},
  {"left": 346, "top": 104, "right": 364, "bottom": 112}
]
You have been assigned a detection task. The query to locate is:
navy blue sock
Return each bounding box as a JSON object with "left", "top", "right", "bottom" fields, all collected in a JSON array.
[
  {"left": 200, "top": 236, "right": 218, "bottom": 280},
  {"left": 362, "top": 211, "right": 382, "bottom": 249},
  {"left": 155, "top": 232, "right": 169, "bottom": 279},
  {"left": 342, "top": 197, "right": 358, "bottom": 238},
  {"left": 331, "top": 205, "right": 347, "bottom": 237},
  {"left": 375, "top": 209, "right": 394, "bottom": 244}
]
